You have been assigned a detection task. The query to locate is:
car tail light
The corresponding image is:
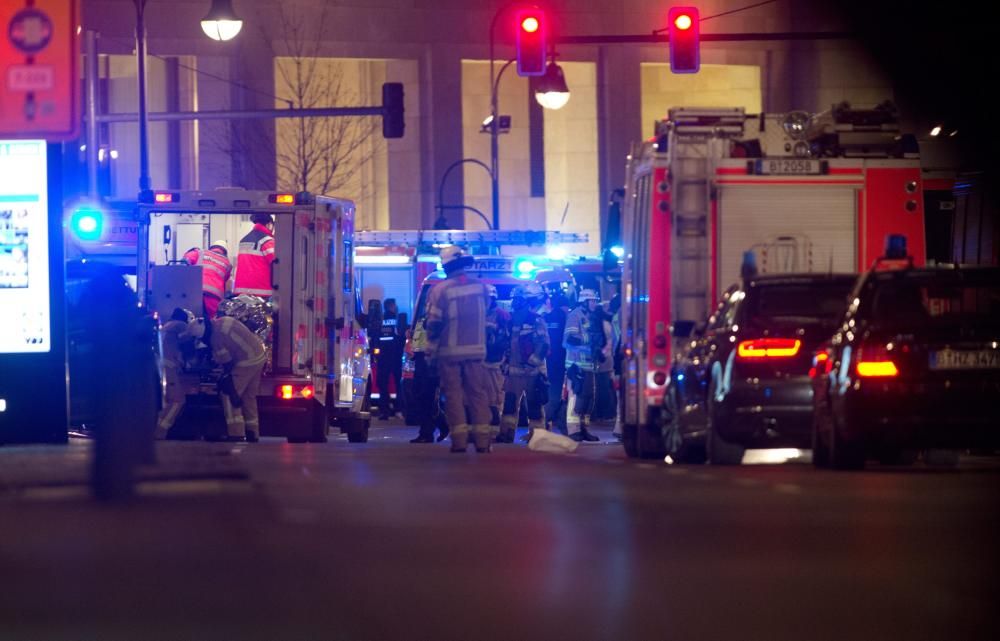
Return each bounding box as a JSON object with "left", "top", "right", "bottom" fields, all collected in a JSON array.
[
  {"left": 277, "top": 384, "right": 314, "bottom": 400},
  {"left": 737, "top": 338, "right": 801, "bottom": 359},
  {"left": 856, "top": 344, "right": 899, "bottom": 378},
  {"left": 269, "top": 193, "right": 295, "bottom": 204}
]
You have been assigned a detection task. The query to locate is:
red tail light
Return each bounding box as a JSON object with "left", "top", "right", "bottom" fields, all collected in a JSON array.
[
  {"left": 737, "top": 338, "right": 802, "bottom": 359},
  {"left": 301, "top": 386, "right": 314, "bottom": 399},
  {"left": 279, "top": 385, "right": 294, "bottom": 400},
  {"left": 856, "top": 344, "right": 899, "bottom": 378},
  {"left": 276, "top": 384, "right": 314, "bottom": 400}
]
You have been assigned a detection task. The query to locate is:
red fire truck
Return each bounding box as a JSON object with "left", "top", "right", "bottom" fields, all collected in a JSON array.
[{"left": 620, "top": 103, "right": 926, "bottom": 458}]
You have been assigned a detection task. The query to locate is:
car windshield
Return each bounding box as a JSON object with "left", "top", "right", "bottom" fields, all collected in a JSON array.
[
  {"left": 744, "top": 279, "right": 855, "bottom": 327},
  {"left": 870, "top": 271, "right": 1000, "bottom": 331}
]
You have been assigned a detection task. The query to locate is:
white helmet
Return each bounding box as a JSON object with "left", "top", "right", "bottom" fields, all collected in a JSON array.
[
  {"left": 209, "top": 239, "right": 229, "bottom": 254},
  {"left": 578, "top": 288, "right": 600, "bottom": 303},
  {"left": 182, "top": 317, "right": 207, "bottom": 340},
  {"left": 485, "top": 284, "right": 498, "bottom": 299},
  {"left": 439, "top": 245, "right": 473, "bottom": 273}
]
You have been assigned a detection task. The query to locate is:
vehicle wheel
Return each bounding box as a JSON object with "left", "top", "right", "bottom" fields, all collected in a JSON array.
[
  {"left": 829, "top": 415, "right": 865, "bottom": 470},
  {"left": 638, "top": 423, "right": 667, "bottom": 459},
  {"left": 706, "top": 383, "right": 743, "bottom": 466},
  {"left": 347, "top": 421, "right": 370, "bottom": 443},
  {"left": 622, "top": 423, "right": 639, "bottom": 458},
  {"left": 923, "top": 449, "right": 959, "bottom": 468}
]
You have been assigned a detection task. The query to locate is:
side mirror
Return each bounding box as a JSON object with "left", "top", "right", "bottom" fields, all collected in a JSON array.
[{"left": 672, "top": 320, "right": 696, "bottom": 339}]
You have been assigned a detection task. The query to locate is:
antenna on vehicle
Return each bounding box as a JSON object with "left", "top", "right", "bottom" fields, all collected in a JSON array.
[{"left": 559, "top": 202, "right": 570, "bottom": 226}]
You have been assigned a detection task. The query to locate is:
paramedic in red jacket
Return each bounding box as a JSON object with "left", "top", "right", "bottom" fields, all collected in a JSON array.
[
  {"left": 234, "top": 213, "right": 276, "bottom": 299},
  {"left": 183, "top": 240, "right": 232, "bottom": 318}
]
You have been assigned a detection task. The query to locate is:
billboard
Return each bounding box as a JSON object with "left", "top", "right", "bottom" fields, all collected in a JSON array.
[{"left": 0, "top": 139, "right": 50, "bottom": 353}]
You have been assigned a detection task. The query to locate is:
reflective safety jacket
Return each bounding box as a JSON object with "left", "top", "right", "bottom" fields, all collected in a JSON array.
[
  {"left": 425, "top": 271, "right": 487, "bottom": 360},
  {"left": 233, "top": 223, "right": 276, "bottom": 297},
  {"left": 564, "top": 306, "right": 599, "bottom": 371},
  {"left": 209, "top": 316, "right": 266, "bottom": 368},
  {"left": 508, "top": 307, "right": 549, "bottom": 376},
  {"left": 184, "top": 247, "right": 232, "bottom": 299},
  {"left": 485, "top": 304, "right": 511, "bottom": 365}
]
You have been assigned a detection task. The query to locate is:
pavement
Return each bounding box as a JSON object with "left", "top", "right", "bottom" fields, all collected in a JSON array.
[{"left": 1, "top": 419, "right": 998, "bottom": 640}]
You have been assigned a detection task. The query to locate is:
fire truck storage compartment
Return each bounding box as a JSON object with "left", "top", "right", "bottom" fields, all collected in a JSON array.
[
  {"left": 148, "top": 264, "right": 202, "bottom": 319},
  {"left": 717, "top": 186, "right": 857, "bottom": 287}
]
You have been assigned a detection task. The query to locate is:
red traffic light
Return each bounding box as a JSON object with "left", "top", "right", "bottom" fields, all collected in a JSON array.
[
  {"left": 515, "top": 9, "right": 547, "bottom": 77},
  {"left": 667, "top": 6, "right": 700, "bottom": 74}
]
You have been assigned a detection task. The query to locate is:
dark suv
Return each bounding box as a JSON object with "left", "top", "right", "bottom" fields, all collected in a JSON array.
[
  {"left": 668, "top": 274, "right": 858, "bottom": 464},
  {"left": 812, "top": 265, "right": 1000, "bottom": 469}
]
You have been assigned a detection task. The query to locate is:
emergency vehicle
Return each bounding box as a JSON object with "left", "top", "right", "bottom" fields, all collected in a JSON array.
[
  {"left": 134, "top": 189, "right": 371, "bottom": 443},
  {"left": 619, "top": 102, "right": 927, "bottom": 458}
]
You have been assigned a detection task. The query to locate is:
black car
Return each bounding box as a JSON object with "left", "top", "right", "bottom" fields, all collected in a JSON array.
[
  {"left": 667, "top": 273, "right": 858, "bottom": 464},
  {"left": 811, "top": 265, "right": 1000, "bottom": 469}
]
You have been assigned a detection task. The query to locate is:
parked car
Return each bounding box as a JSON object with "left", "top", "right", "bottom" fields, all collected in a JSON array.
[
  {"left": 667, "top": 273, "right": 858, "bottom": 464},
  {"left": 811, "top": 264, "right": 1000, "bottom": 469}
]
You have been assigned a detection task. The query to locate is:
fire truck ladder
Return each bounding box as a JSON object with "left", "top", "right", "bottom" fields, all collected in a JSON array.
[
  {"left": 355, "top": 230, "right": 589, "bottom": 247},
  {"left": 666, "top": 108, "right": 746, "bottom": 322}
]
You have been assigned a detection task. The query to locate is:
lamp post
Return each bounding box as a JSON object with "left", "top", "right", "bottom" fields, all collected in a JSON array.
[
  {"left": 489, "top": 6, "right": 569, "bottom": 231},
  {"left": 134, "top": 0, "right": 242, "bottom": 199}
]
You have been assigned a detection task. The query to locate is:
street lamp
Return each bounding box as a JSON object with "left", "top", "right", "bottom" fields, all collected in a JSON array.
[
  {"left": 489, "top": 6, "right": 570, "bottom": 231},
  {"left": 201, "top": 0, "right": 243, "bottom": 42}
]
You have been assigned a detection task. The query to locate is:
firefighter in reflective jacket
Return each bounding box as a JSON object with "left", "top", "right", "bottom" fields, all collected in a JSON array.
[
  {"left": 484, "top": 284, "right": 511, "bottom": 429},
  {"left": 155, "top": 308, "right": 195, "bottom": 439},
  {"left": 185, "top": 315, "right": 267, "bottom": 442},
  {"left": 233, "top": 213, "right": 276, "bottom": 299},
  {"left": 499, "top": 283, "right": 550, "bottom": 444},
  {"left": 563, "top": 289, "right": 603, "bottom": 442},
  {"left": 425, "top": 245, "right": 492, "bottom": 453},
  {"left": 183, "top": 240, "right": 232, "bottom": 318}
]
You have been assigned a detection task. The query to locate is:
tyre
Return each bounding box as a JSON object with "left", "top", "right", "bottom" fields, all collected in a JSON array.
[
  {"left": 307, "top": 398, "right": 329, "bottom": 443},
  {"left": 347, "top": 420, "right": 370, "bottom": 443},
  {"left": 637, "top": 423, "right": 667, "bottom": 459},
  {"left": 622, "top": 423, "right": 639, "bottom": 458},
  {"left": 706, "top": 382, "right": 743, "bottom": 466}
]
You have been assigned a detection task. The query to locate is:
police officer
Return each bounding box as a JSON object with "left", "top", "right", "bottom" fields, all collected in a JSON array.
[
  {"left": 376, "top": 298, "right": 405, "bottom": 420},
  {"left": 233, "top": 213, "right": 276, "bottom": 299},
  {"left": 425, "top": 246, "right": 492, "bottom": 453},
  {"left": 484, "top": 284, "right": 511, "bottom": 430},
  {"left": 499, "top": 283, "right": 550, "bottom": 443},
  {"left": 563, "top": 289, "right": 603, "bottom": 442},
  {"left": 183, "top": 240, "right": 232, "bottom": 319}
]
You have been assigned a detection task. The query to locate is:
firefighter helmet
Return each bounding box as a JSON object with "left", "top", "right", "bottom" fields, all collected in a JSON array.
[
  {"left": 439, "top": 245, "right": 474, "bottom": 274},
  {"left": 578, "top": 288, "right": 600, "bottom": 303},
  {"left": 209, "top": 239, "right": 229, "bottom": 255},
  {"left": 485, "top": 284, "right": 498, "bottom": 299}
]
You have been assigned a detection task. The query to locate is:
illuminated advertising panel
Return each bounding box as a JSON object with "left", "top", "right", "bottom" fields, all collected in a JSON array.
[{"left": 0, "top": 139, "right": 50, "bottom": 353}]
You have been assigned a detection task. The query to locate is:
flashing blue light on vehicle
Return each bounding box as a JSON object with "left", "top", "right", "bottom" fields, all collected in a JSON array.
[
  {"left": 514, "top": 258, "right": 537, "bottom": 275},
  {"left": 547, "top": 246, "right": 567, "bottom": 261},
  {"left": 611, "top": 245, "right": 625, "bottom": 258},
  {"left": 677, "top": 374, "right": 685, "bottom": 382},
  {"left": 69, "top": 207, "right": 104, "bottom": 241}
]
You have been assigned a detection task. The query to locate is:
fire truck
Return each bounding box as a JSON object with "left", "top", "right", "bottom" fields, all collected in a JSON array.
[
  {"left": 134, "top": 189, "right": 371, "bottom": 443},
  {"left": 619, "top": 102, "right": 926, "bottom": 458}
]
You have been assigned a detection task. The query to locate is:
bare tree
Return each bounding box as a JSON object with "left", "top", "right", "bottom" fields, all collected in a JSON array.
[{"left": 213, "top": 2, "right": 379, "bottom": 200}]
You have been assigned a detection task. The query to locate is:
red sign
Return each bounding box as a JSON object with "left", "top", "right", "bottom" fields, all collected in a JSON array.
[{"left": 0, "top": 0, "right": 79, "bottom": 141}]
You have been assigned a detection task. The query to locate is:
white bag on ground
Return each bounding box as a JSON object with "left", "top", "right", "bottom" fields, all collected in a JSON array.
[{"left": 528, "top": 429, "right": 579, "bottom": 454}]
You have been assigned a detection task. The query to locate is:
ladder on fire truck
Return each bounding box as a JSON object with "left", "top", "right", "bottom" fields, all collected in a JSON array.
[
  {"left": 662, "top": 108, "right": 746, "bottom": 321},
  {"left": 355, "top": 229, "right": 589, "bottom": 247}
]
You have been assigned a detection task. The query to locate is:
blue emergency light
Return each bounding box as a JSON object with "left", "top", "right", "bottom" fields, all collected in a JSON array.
[
  {"left": 69, "top": 206, "right": 104, "bottom": 241},
  {"left": 514, "top": 257, "right": 537, "bottom": 278}
]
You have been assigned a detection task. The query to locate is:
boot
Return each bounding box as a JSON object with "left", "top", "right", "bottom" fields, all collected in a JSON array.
[
  {"left": 472, "top": 426, "right": 493, "bottom": 453},
  {"left": 450, "top": 429, "right": 469, "bottom": 453}
]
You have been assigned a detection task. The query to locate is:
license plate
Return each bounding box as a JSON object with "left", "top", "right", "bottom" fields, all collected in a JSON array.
[
  {"left": 929, "top": 349, "right": 1000, "bottom": 370},
  {"left": 755, "top": 159, "right": 822, "bottom": 175}
]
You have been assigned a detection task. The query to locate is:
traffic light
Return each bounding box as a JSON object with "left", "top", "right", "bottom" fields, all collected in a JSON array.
[
  {"left": 515, "top": 8, "right": 547, "bottom": 77},
  {"left": 668, "top": 7, "right": 700, "bottom": 74},
  {"left": 69, "top": 205, "right": 104, "bottom": 242},
  {"left": 382, "top": 82, "right": 405, "bottom": 139}
]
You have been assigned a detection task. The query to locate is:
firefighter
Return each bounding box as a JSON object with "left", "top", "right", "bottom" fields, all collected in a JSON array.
[
  {"left": 484, "top": 284, "right": 511, "bottom": 430},
  {"left": 183, "top": 240, "right": 232, "bottom": 319},
  {"left": 543, "top": 283, "right": 572, "bottom": 434},
  {"left": 233, "top": 213, "right": 276, "bottom": 299},
  {"left": 376, "top": 298, "right": 405, "bottom": 420},
  {"left": 185, "top": 314, "right": 267, "bottom": 442},
  {"left": 155, "top": 308, "right": 195, "bottom": 439},
  {"left": 563, "top": 289, "right": 603, "bottom": 442},
  {"left": 425, "top": 245, "right": 492, "bottom": 453},
  {"left": 498, "top": 283, "right": 550, "bottom": 444}
]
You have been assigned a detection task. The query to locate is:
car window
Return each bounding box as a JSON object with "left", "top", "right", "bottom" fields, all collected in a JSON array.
[
  {"left": 744, "top": 281, "right": 854, "bottom": 327},
  {"left": 870, "top": 273, "right": 1000, "bottom": 331}
]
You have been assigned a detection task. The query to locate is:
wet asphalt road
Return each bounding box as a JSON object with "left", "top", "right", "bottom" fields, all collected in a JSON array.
[{"left": 1, "top": 421, "right": 998, "bottom": 640}]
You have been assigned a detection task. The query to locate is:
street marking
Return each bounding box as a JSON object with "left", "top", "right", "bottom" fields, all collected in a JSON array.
[{"left": 773, "top": 483, "right": 803, "bottom": 495}]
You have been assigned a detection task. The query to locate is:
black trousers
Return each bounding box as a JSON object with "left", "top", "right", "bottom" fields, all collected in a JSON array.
[
  {"left": 376, "top": 355, "right": 403, "bottom": 414},
  {"left": 414, "top": 353, "right": 447, "bottom": 439},
  {"left": 544, "top": 359, "right": 566, "bottom": 429}
]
